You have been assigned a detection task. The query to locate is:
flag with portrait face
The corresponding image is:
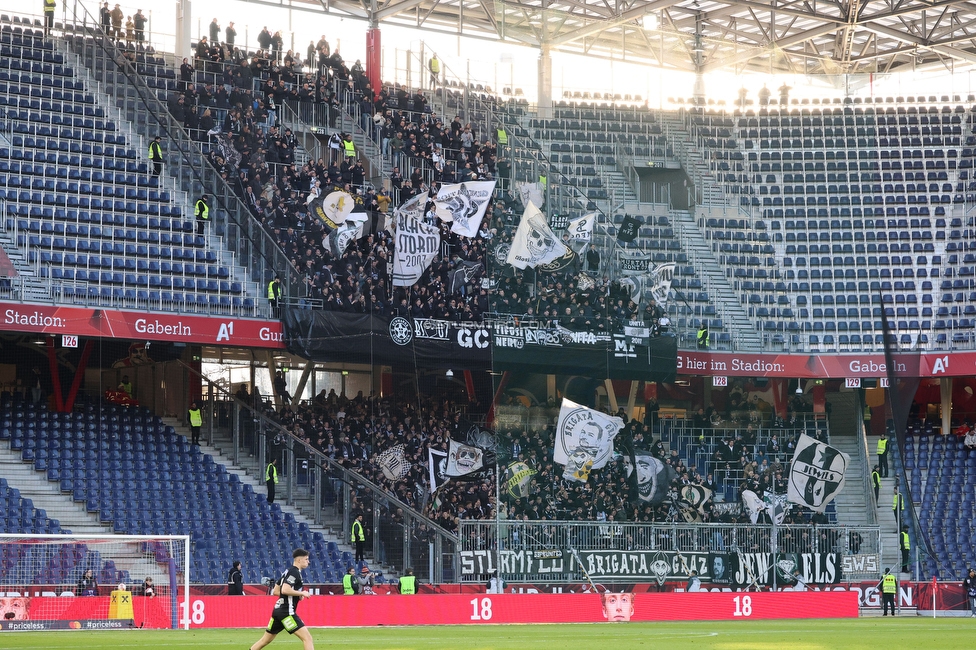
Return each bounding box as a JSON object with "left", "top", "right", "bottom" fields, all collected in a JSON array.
[{"left": 553, "top": 399, "right": 622, "bottom": 476}]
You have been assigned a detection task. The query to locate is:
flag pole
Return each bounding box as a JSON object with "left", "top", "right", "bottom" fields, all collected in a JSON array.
[
  {"left": 770, "top": 477, "right": 777, "bottom": 592},
  {"left": 494, "top": 457, "right": 502, "bottom": 591}
]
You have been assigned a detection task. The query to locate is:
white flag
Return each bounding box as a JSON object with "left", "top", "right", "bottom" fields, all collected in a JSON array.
[
  {"left": 553, "top": 398, "right": 623, "bottom": 473},
  {"left": 392, "top": 194, "right": 439, "bottom": 287},
  {"left": 434, "top": 180, "right": 496, "bottom": 238},
  {"left": 517, "top": 182, "right": 544, "bottom": 208},
  {"left": 649, "top": 263, "right": 676, "bottom": 306},
  {"left": 374, "top": 444, "right": 410, "bottom": 481},
  {"left": 567, "top": 213, "right": 596, "bottom": 241},
  {"left": 446, "top": 440, "right": 485, "bottom": 477},
  {"left": 506, "top": 202, "right": 569, "bottom": 269},
  {"left": 787, "top": 433, "right": 850, "bottom": 513}
]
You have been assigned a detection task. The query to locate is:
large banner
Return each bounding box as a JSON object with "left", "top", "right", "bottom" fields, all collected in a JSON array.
[
  {"left": 283, "top": 310, "right": 677, "bottom": 379},
  {"left": 392, "top": 198, "right": 439, "bottom": 287},
  {"left": 787, "top": 434, "right": 849, "bottom": 513},
  {"left": 0, "top": 303, "right": 284, "bottom": 348},
  {"left": 282, "top": 310, "right": 491, "bottom": 370},
  {"left": 492, "top": 324, "right": 678, "bottom": 381},
  {"left": 507, "top": 202, "right": 569, "bottom": 270},
  {"left": 728, "top": 552, "right": 843, "bottom": 587}
]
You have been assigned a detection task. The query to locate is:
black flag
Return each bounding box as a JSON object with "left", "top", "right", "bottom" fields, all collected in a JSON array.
[{"left": 617, "top": 215, "right": 641, "bottom": 243}]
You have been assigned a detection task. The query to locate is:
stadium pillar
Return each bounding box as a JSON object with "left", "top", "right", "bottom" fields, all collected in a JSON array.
[
  {"left": 63, "top": 339, "right": 93, "bottom": 413},
  {"left": 546, "top": 375, "right": 556, "bottom": 404},
  {"left": 45, "top": 336, "right": 63, "bottom": 412},
  {"left": 538, "top": 43, "right": 553, "bottom": 119},
  {"left": 174, "top": 0, "right": 192, "bottom": 63},
  {"left": 293, "top": 363, "right": 314, "bottom": 404},
  {"left": 265, "top": 351, "right": 281, "bottom": 410},
  {"left": 940, "top": 377, "right": 952, "bottom": 437},
  {"left": 626, "top": 380, "right": 638, "bottom": 419},
  {"left": 366, "top": 28, "right": 381, "bottom": 101},
  {"left": 604, "top": 378, "right": 618, "bottom": 413}
]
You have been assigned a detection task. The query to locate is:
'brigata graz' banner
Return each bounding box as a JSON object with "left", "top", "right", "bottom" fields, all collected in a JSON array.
[
  {"left": 281, "top": 309, "right": 491, "bottom": 369},
  {"left": 283, "top": 308, "right": 677, "bottom": 379},
  {"left": 492, "top": 325, "right": 677, "bottom": 381},
  {"left": 459, "top": 549, "right": 843, "bottom": 586}
]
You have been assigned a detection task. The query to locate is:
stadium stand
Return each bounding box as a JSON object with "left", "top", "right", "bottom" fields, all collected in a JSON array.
[{"left": 0, "top": 397, "right": 341, "bottom": 584}]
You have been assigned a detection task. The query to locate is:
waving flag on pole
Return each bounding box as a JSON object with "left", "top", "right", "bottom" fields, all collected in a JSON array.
[
  {"left": 434, "top": 180, "right": 496, "bottom": 237},
  {"left": 507, "top": 202, "right": 569, "bottom": 269}
]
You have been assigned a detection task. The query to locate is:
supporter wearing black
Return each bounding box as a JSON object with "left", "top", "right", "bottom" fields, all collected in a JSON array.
[
  {"left": 227, "top": 560, "right": 244, "bottom": 595},
  {"left": 250, "top": 549, "right": 313, "bottom": 650},
  {"left": 133, "top": 10, "right": 146, "bottom": 42}
]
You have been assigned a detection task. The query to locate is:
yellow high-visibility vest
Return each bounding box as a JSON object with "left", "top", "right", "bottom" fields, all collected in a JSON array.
[
  {"left": 266, "top": 463, "right": 278, "bottom": 483},
  {"left": 882, "top": 573, "right": 896, "bottom": 593},
  {"left": 496, "top": 128, "right": 508, "bottom": 145},
  {"left": 188, "top": 408, "right": 202, "bottom": 427},
  {"left": 900, "top": 531, "right": 910, "bottom": 550},
  {"left": 399, "top": 575, "right": 416, "bottom": 594},
  {"left": 877, "top": 438, "right": 888, "bottom": 454},
  {"left": 195, "top": 199, "right": 209, "bottom": 221},
  {"left": 351, "top": 520, "right": 365, "bottom": 542},
  {"left": 342, "top": 574, "right": 355, "bottom": 594},
  {"left": 343, "top": 140, "right": 356, "bottom": 157}
]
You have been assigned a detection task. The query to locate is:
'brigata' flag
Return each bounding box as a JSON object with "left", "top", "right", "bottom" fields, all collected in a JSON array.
[
  {"left": 434, "top": 181, "right": 496, "bottom": 238},
  {"left": 553, "top": 398, "right": 622, "bottom": 482}
]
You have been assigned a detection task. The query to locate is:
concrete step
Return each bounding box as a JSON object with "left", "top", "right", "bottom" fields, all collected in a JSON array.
[{"left": 0, "top": 439, "right": 113, "bottom": 535}]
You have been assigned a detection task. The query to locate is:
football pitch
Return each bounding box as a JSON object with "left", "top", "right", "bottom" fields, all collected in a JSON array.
[{"left": 0, "top": 619, "right": 973, "bottom": 649}]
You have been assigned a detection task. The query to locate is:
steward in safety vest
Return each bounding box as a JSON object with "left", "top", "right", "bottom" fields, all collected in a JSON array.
[
  {"left": 268, "top": 276, "right": 282, "bottom": 318},
  {"left": 118, "top": 375, "right": 133, "bottom": 397},
  {"left": 43, "top": 0, "right": 56, "bottom": 35},
  {"left": 148, "top": 136, "right": 163, "bottom": 176},
  {"left": 697, "top": 324, "right": 709, "bottom": 349},
  {"left": 871, "top": 466, "right": 881, "bottom": 504},
  {"left": 397, "top": 568, "right": 417, "bottom": 594},
  {"left": 265, "top": 458, "right": 278, "bottom": 504},
  {"left": 342, "top": 566, "right": 358, "bottom": 594},
  {"left": 496, "top": 128, "right": 508, "bottom": 146},
  {"left": 899, "top": 526, "right": 911, "bottom": 573},
  {"left": 187, "top": 400, "right": 203, "bottom": 445},
  {"left": 195, "top": 194, "right": 210, "bottom": 235},
  {"left": 343, "top": 135, "right": 356, "bottom": 159}
]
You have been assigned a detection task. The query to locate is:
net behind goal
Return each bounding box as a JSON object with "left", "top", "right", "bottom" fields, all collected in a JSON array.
[{"left": 0, "top": 534, "right": 190, "bottom": 631}]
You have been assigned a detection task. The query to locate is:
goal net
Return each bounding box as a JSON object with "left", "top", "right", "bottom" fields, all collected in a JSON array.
[{"left": 0, "top": 534, "right": 190, "bottom": 631}]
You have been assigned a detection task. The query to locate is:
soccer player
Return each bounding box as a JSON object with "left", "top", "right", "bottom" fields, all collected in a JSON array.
[{"left": 250, "top": 549, "right": 314, "bottom": 650}]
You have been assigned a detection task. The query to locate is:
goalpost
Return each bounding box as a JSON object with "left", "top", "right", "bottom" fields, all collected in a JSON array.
[{"left": 0, "top": 534, "right": 191, "bottom": 631}]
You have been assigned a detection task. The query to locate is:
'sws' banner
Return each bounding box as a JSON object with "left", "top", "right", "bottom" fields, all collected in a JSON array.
[
  {"left": 7, "top": 593, "right": 851, "bottom": 629},
  {"left": 281, "top": 310, "right": 490, "bottom": 370}
]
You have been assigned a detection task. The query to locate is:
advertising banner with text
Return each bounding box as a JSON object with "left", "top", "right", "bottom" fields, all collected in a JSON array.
[
  {"left": 677, "top": 350, "right": 973, "bottom": 378},
  {"left": 0, "top": 302, "right": 284, "bottom": 348},
  {"left": 165, "top": 592, "right": 857, "bottom": 628}
]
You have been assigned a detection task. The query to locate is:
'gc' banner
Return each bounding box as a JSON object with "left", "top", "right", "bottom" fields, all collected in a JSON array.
[{"left": 787, "top": 434, "right": 849, "bottom": 513}]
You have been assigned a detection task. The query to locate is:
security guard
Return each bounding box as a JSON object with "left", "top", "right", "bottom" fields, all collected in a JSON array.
[
  {"left": 148, "top": 135, "right": 163, "bottom": 176},
  {"left": 397, "top": 567, "right": 417, "bottom": 594},
  {"left": 268, "top": 276, "right": 282, "bottom": 318},
  {"left": 43, "top": 0, "right": 56, "bottom": 36},
  {"left": 496, "top": 127, "right": 508, "bottom": 147},
  {"left": 877, "top": 431, "right": 889, "bottom": 477},
  {"left": 428, "top": 55, "right": 440, "bottom": 86},
  {"left": 343, "top": 134, "right": 356, "bottom": 160},
  {"left": 351, "top": 513, "right": 366, "bottom": 563},
  {"left": 265, "top": 458, "right": 278, "bottom": 504},
  {"left": 899, "top": 526, "right": 911, "bottom": 573},
  {"left": 118, "top": 374, "right": 133, "bottom": 397},
  {"left": 538, "top": 170, "right": 547, "bottom": 190},
  {"left": 187, "top": 400, "right": 203, "bottom": 446},
  {"left": 697, "top": 323, "right": 709, "bottom": 349},
  {"left": 341, "top": 566, "right": 358, "bottom": 595},
  {"left": 195, "top": 194, "right": 210, "bottom": 235},
  {"left": 871, "top": 465, "right": 881, "bottom": 505},
  {"left": 878, "top": 568, "right": 897, "bottom": 616},
  {"left": 892, "top": 486, "right": 904, "bottom": 532}
]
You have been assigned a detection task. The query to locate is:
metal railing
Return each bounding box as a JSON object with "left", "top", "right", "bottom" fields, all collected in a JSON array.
[
  {"left": 62, "top": 0, "right": 300, "bottom": 309},
  {"left": 171, "top": 360, "right": 459, "bottom": 583},
  {"left": 458, "top": 520, "right": 883, "bottom": 585}
]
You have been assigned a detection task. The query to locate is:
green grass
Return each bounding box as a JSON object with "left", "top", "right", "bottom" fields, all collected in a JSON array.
[{"left": 0, "top": 619, "right": 973, "bottom": 649}]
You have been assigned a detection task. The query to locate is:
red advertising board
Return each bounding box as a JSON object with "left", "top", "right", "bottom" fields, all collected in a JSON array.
[
  {"left": 677, "top": 350, "right": 971, "bottom": 378},
  {"left": 0, "top": 302, "right": 284, "bottom": 348},
  {"left": 170, "top": 592, "right": 857, "bottom": 628}
]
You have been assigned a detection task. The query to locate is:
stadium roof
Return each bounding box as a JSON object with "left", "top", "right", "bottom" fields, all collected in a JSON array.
[{"left": 252, "top": 0, "right": 976, "bottom": 77}]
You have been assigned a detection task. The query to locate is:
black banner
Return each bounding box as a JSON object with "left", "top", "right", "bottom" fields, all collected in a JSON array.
[
  {"left": 729, "top": 552, "right": 842, "bottom": 587},
  {"left": 282, "top": 309, "right": 491, "bottom": 370},
  {"left": 491, "top": 325, "right": 677, "bottom": 381},
  {"left": 283, "top": 309, "right": 677, "bottom": 380},
  {"left": 459, "top": 549, "right": 711, "bottom": 583}
]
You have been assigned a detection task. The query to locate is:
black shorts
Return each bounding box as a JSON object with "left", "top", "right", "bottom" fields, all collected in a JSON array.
[{"left": 266, "top": 613, "right": 305, "bottom": 635}]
